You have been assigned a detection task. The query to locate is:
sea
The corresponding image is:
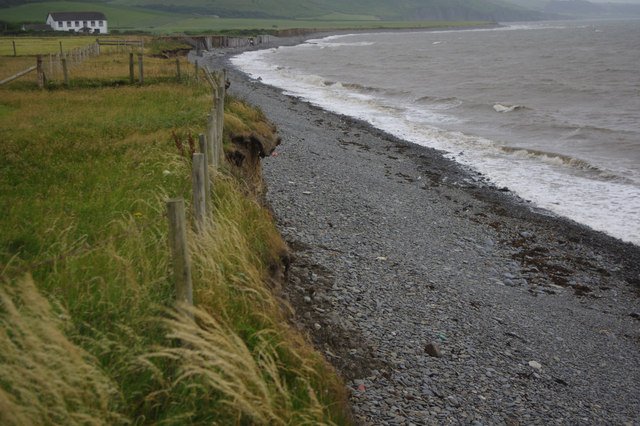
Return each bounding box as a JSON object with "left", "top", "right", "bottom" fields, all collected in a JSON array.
[{"left": 231, "top": 20, "right": 640, "bottom": 245}]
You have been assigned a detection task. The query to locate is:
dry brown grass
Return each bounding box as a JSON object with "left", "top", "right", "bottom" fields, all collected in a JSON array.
[
  {"left": 145, "top": 306, "right": 327, "bottom": 424},
  {"left": 0, "top": 276, "right": 124, "bottom": 425},
  {"left": 224, "top": 96, "right": 275, "bottom": 140}
]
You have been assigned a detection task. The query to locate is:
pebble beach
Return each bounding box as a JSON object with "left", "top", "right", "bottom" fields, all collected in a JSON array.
[{"left": 201, "top": 34, "right": 640, "bottom": 424}]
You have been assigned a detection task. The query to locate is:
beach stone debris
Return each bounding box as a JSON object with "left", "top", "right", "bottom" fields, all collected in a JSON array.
[
  {"left": 528, "top": 360, "right": 542, "bottom": 370},
  {"left": 425, "top": 342, "right": 443, "bottom": 358}
]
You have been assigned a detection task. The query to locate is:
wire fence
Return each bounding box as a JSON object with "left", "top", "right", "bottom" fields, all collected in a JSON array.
[
  {"left": 1, "top": 39, "right": 192, "bottom": 88},
  {"left": 1, "top": 68, "right": 227, "bottom": 311},
  {"left": 0, "top": 42, "right": 100, "bottom": 87}
]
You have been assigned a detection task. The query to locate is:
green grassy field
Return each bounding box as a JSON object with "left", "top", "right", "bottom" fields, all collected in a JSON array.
[
  {"left": 2, "top": 1, "right": 488, "bottom": 33},
  {"left": 1, "top": 1, "right": 190, "bottom": 29},
  {"left": 0, "top": 36, "right": 121, "bottom": 56},
  {"left": 153, "top": 17, "right": 481, "bottom": 34},
  {"left": 0, "top": 39, "right": 350, "bottom": 424}
]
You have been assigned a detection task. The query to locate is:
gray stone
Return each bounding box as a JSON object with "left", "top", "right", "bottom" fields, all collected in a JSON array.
[{"left": 425, "top": 342, "right": 443, "bottom": 358}]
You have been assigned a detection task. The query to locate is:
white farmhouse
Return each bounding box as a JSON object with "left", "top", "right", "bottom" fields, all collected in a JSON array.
[{"left": 46, "top": 12, "right": 108, "bottom": 34}]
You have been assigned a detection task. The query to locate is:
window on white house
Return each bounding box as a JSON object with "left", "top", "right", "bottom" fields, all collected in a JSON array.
[
  {"left": 75, "top": 21, "right": 79, "bottom": 26},
  {"left": 58, "top": 22, "right": 63, "bottom": 28},
  {"left": 83, "top": 21, "right": 87, "bottom": 26},
  {"left": 91, "top": 21, "right": 95, "bottom": 26},
  {"left": 99, "top": 21, "right": 104, "bottom": 27},
  {"left": 68, "top": 21, "right": 72, "bottom": 27}
]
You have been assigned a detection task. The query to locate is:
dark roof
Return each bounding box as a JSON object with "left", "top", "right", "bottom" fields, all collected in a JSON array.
[{"left": 48, "top": 12, "right": 107, "bottom": 21}]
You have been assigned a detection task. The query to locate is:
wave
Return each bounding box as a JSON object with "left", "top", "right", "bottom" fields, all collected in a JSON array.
[
  {"left": 499, "top": 146, "right": 623, "bottom": 180},
  {"left": 341, "top": 82, "right": 383, "bottom": 93},
  {"left": 415, "top": 95, "right": 463, "bottom": 111},
  {"left": 320, "top": 41, "right": 376, "bottom": 48},
  {"left": 560, "top": 124, "right": 622, "bottom": 139},
  {"left": 493, "top": 103, "right": 526, "bottom": 113}
]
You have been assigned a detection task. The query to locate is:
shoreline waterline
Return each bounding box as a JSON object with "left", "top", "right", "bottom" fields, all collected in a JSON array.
[{"left": 228, "top": 22, "right": 640, "bottom": 246}]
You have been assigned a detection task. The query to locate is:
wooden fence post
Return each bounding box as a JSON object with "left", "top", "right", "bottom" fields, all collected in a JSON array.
[
  {"left": 62, "top": 58, "right": 69, "bottom": 86},
  {"left": 206, "top": 112, "right": 217, "bottom": 171},
  {"left": 36, "top": 55, "right": 44, "bottom": 89},
  {"left": 215, "top": 70, "right": 226, "bottom": 163},
  {"left": 59, "top": 41, "right": 63, "bottom": 57},
  {"left": 202, "top": 68, "right": 216, "bottom": 102},
  {"left": 195, "top": 60, "right": 199, "bottom": 81},
  {"left": 192, "top": 153, "right": 206, "bottom": 233},
  {"left": 129, "top": 52, "right": 134, "bottom": 84},
  {"left": 138, "top": 54, "right": 144, "bottom": 85},
  {"left": 198, "top": 133, "right": 211, "bottom": 216},
  {"left": 12, "top": 40, "right": 16, "bottom": 56},
  {"left": 167, "top": 198, "right": 194, "bottom": 311}
]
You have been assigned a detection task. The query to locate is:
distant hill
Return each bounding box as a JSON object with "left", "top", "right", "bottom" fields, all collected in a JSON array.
[
  {"left": 1, "top": 0, "right": 548, "bottom": 21},
  {"left": 504, "top": 0, "right": 640, "bottom": 17},
  {"left": 543, "top": 0, "right": 640, "bottom": 16}
]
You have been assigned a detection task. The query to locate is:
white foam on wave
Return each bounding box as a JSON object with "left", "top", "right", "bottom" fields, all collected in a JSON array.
[
  {"left": 231, "top": 48, "right": 640, "bottom": 246},
  {"left": 321, "top": 41, "right": 376, "bottom": 48},
  {"left": 493, "top": 103, "right": 524, "bottom": 113}
]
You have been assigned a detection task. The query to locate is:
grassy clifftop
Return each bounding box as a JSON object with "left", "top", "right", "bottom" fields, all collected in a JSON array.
[{"left": 0, "top": 38, "right": 351, "bottom": 424}]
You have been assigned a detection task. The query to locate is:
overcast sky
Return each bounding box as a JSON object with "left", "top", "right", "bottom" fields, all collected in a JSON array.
[
  {"left": 570, "top": 0, "right": 640, "bottom": 4},
  {"left": 513, "top": 0, "right": 640, "bottom": 5}
]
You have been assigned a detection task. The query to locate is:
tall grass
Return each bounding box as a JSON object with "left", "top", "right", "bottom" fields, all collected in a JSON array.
[
  {"left": 0, "top": 38, "right": 351, "bottom": 424},
  {"left": 0, "top": 276, "right": 124, "bottom": 424}
]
